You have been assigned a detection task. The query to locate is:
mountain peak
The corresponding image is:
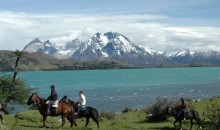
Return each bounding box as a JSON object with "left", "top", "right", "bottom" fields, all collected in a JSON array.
[
  {"left": 24, "top": 38, "right": 43, "bottom": 53},
  {"left": 29, "top": 38, "right": 42, "bottom": 44}
]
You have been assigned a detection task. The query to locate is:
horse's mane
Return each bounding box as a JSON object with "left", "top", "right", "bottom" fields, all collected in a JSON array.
[
  {"left": 60, "top": 96, "right": 75, "bottom": 104},
  {"left": 35, "top": 94, "right": 46, "bottom": 102},
  {"left": 68, "top": 99, "right": 75, "bottom": 104}
]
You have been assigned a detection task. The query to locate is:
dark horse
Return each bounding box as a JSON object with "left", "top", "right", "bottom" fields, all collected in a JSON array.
[
  {"left": 0, "top": 100, "right": 8, "bottom": 124},
  {"left": 59, "top": 96, "right": 99, "bottom": 128},
  {"left": 166, "top": 106, "right": 202, "bottom": 130},
  {"left": 27, "top": 93, "right": 77, "bottom": 128}
]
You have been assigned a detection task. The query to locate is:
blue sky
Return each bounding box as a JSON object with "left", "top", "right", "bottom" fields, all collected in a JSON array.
[{"left": 0, "top": 0, "right": 220, "bottom": 51}]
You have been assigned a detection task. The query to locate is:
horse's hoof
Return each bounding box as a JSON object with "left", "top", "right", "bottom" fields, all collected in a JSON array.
[{"left": 41, "top": 125, "right": 50, "bottom": 128}]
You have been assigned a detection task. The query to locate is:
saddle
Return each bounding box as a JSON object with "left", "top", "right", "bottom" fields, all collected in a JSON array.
[
  {"left": 78, "top": 106, "right": 87, "bottom": 115},
  {"left": 81, "top": 106, "right": 87, "bottom": 111},
  {"left": 46, "top": 100, "right": 58, "bottom": 115},
  {"left": 52, "top": 100, "right": 58, "bottom": 108},
  {"left": 183, "top": 108, "right": 192, "bottom": 119}
]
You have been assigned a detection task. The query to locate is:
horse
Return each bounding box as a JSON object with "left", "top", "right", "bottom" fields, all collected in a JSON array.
[
  {"left": 0, "top": 100, "right": 8, "bottom": 124},
  {"left": 166, "top": 106, "right": 202, "bottom": 130},
  {"left": 27, "top": 93, "right": 77, "bottom": 128},
  {"left": 59, "top": 96, "right": 100, "bottom": 128}
]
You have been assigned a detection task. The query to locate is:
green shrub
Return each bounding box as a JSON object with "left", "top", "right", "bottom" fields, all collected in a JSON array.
[
  {"left": 144, "top": 97, "right": 173, "bottom": 122},
  {"left": 99, "top": 112, "right": 116, "bottom": 120},
  {"left": 122, "top": 107, "right": 132, "bottom": 113},
  {"left": 0, "top": 76, "right": 34, "bottom": 103},
  {"left": 203, "top": 102, "right": 220, "bottom": 129}
]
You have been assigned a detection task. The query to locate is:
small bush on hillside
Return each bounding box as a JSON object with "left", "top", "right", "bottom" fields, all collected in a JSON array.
[
  {"left": 203, "top": 102, "right": 220, "bottom": 129},
  {"left": 99, "top": 112, "right": 116, "bottom": 120},
  {"left": 122, "top": 107, "right": 132, "bottom": 113},
  {"left": 143, "top": 97, "right": 173, "bottom": 122}
]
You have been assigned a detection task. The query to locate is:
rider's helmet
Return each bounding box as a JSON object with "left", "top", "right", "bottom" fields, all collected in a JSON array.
[
  {"left": 180, "top": 97, "right": 184, "bottom": 101},
  {"left": 51, "top": 84, "right": 55, "bottom": 90},
  {"left": 79, "top": 90, "right": 83, "bottom": 94}
]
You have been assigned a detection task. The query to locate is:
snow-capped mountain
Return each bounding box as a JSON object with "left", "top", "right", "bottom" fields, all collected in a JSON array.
[
  {"left": 24, "top": 32, "right": 220, "bottom": 67},
  {"left": 70, "top": 32, "right": 165, "bottom": 67},
  {"left": 23, "top": 38, "right": 43, "bottom": 52},
  {"left": 24, "top": 38, "right": 66, "bottom": 59},
  {"left": 161, "top": 49, "right": 220, "bottom": 64},
  {"left": 160, "top": 49, "right": 194, "bottom": 57}
]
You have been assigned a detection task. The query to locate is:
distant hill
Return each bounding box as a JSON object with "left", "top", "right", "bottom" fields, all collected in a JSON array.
[{"left": 0, "top": 50, "right": 130, "bottom": 71}]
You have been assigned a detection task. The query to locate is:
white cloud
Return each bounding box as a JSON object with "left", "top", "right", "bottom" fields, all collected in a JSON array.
[
  {"left": 162, "top": 27, "right": 220, "bottom": 51},
  {"left": 0, "top": 11, "right": 220, "bottom": 52}
]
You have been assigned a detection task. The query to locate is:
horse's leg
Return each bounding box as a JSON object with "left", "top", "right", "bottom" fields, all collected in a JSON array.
[
  {"left": 70, "top": 111, "right": 77, "bottom": 126},
  {"left": 91, "top": 113, "right": 99, "bottom": 128},
  {"left": 42, "top": 115, "right": 49, "bottom": 128},
  {"left": 195, "top": 115, "right": 202, "bottom": 129},
  {"left": 179, "top": 120, "right": 182, "bottom": 130},
  {"left": 173, "top": 119, "right": 177, "bottom": 128},
  {"left": 59, "top": 115, "right": 66, "bottom": 128},
  {"left": 67, "top": 114, "right": 77, "bottom": 127},
  {"left": 72, "top": 116, "right": 77, "bottom": 126},
  {"left": 190, "top": 118, "right": 193, "bottom": 130},
  {"left": 85, "top": 116, "right": 90, "bottom": 127},
  {"left": 92, "top": 116, "right": 99, "bottom": 128},
  {"left": 67, "top": 115, "right": 73, "bottom": 127},
  {"left": 0, "top": 114, "right": 4, "bottom": 124}
]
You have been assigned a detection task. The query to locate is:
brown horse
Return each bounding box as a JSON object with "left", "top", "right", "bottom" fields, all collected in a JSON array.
[{"left": 27, "top": 93, "right": 77, "bottom": 128}]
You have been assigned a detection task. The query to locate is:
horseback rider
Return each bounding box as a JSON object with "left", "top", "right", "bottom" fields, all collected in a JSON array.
[
  {"left": 180, "top": 97, "right": 191, "bottom": 119},
  {"left": 77, "top": 90, "right": 86, "bottom": 115},
  {"left": 46, "top": 85, "right": 58, "bottom": 114}
]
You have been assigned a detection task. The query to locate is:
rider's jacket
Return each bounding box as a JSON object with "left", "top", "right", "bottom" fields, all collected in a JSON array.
[
  {"left": 181, "top": 100, "right": 188, "bottom": 109},
  {"left": 79, "top": 94, "right": 86, "bottom": 106},
  {"left": 47, "top": 90, "right": 58, "bottom": 101}
]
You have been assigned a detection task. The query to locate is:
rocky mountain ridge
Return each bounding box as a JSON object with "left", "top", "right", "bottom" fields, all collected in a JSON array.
[{"left": 23, "top": 32, "right": 220, "bottom": 67}]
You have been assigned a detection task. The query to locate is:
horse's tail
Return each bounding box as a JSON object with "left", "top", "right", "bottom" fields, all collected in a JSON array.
[
  {"left": 87, "top": 107, "right": 98, "bottom": 119},
  {"left": 88, "top": 107, "right": 99, "bottom": 128},
  {"left": 94, "top": 108, "right": 99, "bottom": 119}
]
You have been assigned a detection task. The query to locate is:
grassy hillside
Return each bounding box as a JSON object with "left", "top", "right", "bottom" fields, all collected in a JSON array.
[
  {"left": 1, "top": 97, "right": 219, "bottom": 130},
  {"left": 0, "top": 50, "right": 130, "bottom": 71}
]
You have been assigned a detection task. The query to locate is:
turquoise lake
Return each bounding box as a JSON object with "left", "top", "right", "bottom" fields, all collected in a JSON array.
[{"left": 2, "top": 67, "right": 220, "bottom": 112}]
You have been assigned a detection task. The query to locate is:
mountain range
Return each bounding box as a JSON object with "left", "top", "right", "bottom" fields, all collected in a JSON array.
[{"left": 23, "top": 32, "right": 220, "bottom": 67}]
